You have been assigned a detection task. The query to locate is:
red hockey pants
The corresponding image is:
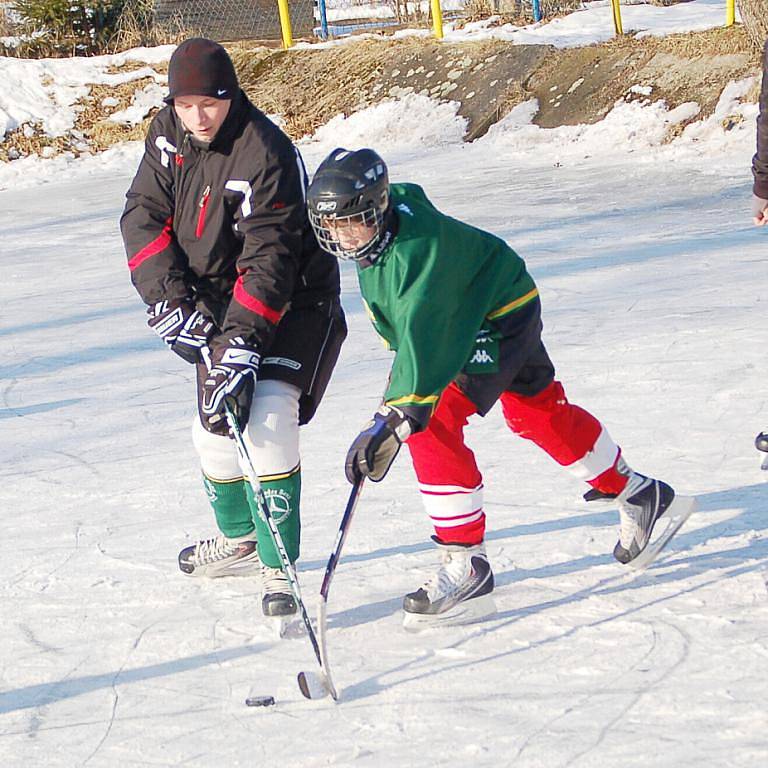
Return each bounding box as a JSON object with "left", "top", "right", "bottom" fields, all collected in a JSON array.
[{"left": 405, "top": 381, "right": 629, "bottom": 545}]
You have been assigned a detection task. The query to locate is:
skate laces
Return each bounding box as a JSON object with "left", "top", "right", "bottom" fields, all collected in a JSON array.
[
  {"left": 617, "top": 473, "right": 651, "bottom": 547},
  {"left": 261, "top": 564, "right": 291, "bottom": 594},
  {"left": 424, "top": 549, "right": 472, "bottom": 600},
  {"left": 193, "top": 535, "right": 240, "bottom": 565}
]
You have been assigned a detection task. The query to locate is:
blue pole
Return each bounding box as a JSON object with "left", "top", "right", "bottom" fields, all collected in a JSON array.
[
  {"left": 532, "top": 0, "right": 542, "bottom": 23},
  {"left": 318, "top": 0, "right": 329, "bottom": 39}
]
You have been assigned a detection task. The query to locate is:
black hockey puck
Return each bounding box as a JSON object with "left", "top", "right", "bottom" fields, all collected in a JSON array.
[{"left": 245, "top": 695, "right": 275, "bottom": 707}]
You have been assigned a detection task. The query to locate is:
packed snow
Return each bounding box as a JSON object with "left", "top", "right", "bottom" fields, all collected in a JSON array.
[{"left": 1, "top": 13, "right": 767, "bottom": 768}]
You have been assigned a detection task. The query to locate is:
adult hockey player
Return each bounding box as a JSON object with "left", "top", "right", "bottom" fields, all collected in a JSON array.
[
  {"left": 752, "top": 39, "right": 768, "bottom": 468},
  {"left": 121, "top": 39, "right": 346, "bottom": 618},
  {"left": 306, "top": 147, "right": 694, "bottom": 628}
]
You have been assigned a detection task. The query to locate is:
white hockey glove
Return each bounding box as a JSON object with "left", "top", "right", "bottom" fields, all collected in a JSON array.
[
  {"left": 147, "top": 300, "right": 215, "bottom": 364},
  {"left": 201, "top": 338, "right": 260, "bottom": 431}
]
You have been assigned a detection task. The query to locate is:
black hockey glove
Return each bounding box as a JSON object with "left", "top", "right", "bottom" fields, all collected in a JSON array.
[
  {"left": 147, "top": 300, "right": 215, "bottom": 364},
  {"left": 345, "top": 405, "right": 414, "bottom": 484},
  {"left": 201, "top": 338, "right": 260, "bottom": 432}
]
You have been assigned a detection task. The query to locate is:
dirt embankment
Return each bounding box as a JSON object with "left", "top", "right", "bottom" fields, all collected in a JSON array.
[
  {"left": 0, "top": 25, "right": 762, "bottom": 161},
  {"left": 235, "top": 25, "right": 761, "bottom": 142}
]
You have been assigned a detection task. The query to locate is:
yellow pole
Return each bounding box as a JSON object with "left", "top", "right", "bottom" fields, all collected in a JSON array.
[
  {"left": 431, "top": 0, "right": 444, "bottom": 40},
  {"left": 277, "top": 0, "right": 293, "bottom": 49},
  {"left": 611, "top": 0, "right": 623, "bottom": 36},
  {"left": 725, "top": 0, "right": 735, "bottom": 27}
]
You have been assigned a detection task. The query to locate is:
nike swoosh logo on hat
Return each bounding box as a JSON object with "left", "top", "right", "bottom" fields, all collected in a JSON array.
[{"left": 217, "top": 89, "right": 227, "bottom": 96}]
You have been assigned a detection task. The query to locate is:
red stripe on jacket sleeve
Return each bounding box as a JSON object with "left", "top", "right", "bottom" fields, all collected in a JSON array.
[
  {"left": 233, "top": 277, "right": 284, "bottom": 324},
  {"left": 127, "top": 217, "right": 174, "bottom": 272}
]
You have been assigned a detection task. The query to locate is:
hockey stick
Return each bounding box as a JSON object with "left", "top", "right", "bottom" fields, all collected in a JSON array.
[
  {"left": 297, "top": 475, "right": 365, "bottom": 701},
  {"left": 221, "top": 398, "right": 334, "bottom": 700}
]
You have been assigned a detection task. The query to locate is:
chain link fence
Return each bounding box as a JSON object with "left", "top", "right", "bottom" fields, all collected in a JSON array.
[
  {"left": 141, "top": 0, "right": 584, "bottom": 42},
  {"left": 151, "top": 0, "right": 316, "bottom": 40}
]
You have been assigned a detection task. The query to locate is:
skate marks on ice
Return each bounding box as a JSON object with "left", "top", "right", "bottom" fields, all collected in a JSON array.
[
  {"left": 338, "top": 482, "right": 768, "bottom": 707},
  {"left": 0, "top": 644, "right": 268, "bottom": 716},
  {"left": 626, "top": 495, "right": 697, "bottom": 572}
]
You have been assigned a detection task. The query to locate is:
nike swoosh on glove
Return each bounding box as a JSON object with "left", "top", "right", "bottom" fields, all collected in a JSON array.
[
  {"left": 201, "top": 338, "right": 260, "bottom": 431},
  {"left": 147, "top": 300, "right": 215, "bottom": 364},
  {"left": 345, "top": 405, "right": 413, "bottom": 483}
]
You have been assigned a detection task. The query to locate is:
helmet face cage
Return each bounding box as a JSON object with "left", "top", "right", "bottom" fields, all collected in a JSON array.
[
  {"left": 307, "top": 148, "right": 390, "bottom": 261},
  {"left": 308, "top": 200, "right": 386, "bottom": 261}
]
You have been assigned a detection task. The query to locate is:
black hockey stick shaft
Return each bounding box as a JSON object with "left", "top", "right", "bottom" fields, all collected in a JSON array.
[
  {"left": 320, "top": 476, "right": 365, "bottom": 599},
  {"left": 298, "top": 477, "right": 364, "bottom": 701},
  {"left": 223, "top": 400, "right": 324, "bottom": 668}
]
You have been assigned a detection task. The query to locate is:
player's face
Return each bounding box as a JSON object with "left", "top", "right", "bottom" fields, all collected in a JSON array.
[
  {"left": 174, "top": 95, "right": 231, "bottom": 142},
  {"left": 323, "top": 215, "right": 377, "bottom": 253}
]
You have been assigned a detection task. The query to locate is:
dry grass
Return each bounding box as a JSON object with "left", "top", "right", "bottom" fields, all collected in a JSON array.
[
  {"left": 234, "top": 38, "right": 434, "bottom": 140},
  {"left": 75, "top": 79, "right": 160, "bottom": 152}
]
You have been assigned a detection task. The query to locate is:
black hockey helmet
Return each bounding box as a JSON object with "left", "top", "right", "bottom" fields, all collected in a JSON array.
[{"left": 307, "top": 147, "right": 390, "bottom": 261}]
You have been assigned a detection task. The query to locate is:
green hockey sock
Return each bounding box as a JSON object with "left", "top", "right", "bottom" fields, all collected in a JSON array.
[
  {"left": 202, "top": 475, "right": 254, "bottom": 539},
  {"left": 245, "top": 466, "right": 301, "bottom": 568}
]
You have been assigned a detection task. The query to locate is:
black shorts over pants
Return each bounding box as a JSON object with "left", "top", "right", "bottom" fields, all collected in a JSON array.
[{"left": 196, "top": 298, "right": 347, "bottom": 433}]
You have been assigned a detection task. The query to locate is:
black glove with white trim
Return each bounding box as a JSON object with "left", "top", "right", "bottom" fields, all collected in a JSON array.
[
  {"left": 147, "top": 300, "right": 215, "bottom": 364},
  {"left": 201, "top": 338, "right": 260, "bottom": 432},
  {"left": 345, "top": 405, "right": 414, "bottom": 483}
]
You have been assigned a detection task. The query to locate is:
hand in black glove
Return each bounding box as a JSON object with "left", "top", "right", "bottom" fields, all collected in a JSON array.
[
  {"left": 147, "top": 300, "right": 215, "bottom": 364},
  {"left": 201, "top": 338, "right": 260, "bottom": 432},
  {"left": 345, "top": 405, "right": 414, "bottom": 483}
]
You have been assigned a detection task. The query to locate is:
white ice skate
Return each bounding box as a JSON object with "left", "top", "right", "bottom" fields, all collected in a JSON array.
[
  {"left": 260, "top": 563, "right": 298, "bottom": 637},
  {"left": 178, "top": 533, "right": 260, "bottom": 577},
  {"left": 402, "top": 538, "right": 496, "bottom": 631},
  {"left": 614, "top": 473, "right": 696, "bottom": 571}
]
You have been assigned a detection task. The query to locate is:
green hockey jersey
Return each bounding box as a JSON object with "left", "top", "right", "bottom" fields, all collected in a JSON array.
[{"left": 357, "top": 183, "right": 538, "bottom": 428}]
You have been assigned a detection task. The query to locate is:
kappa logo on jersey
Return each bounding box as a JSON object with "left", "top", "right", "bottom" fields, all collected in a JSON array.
[{"left": 469, "top": 348, "right": 495, "bottom": 365}]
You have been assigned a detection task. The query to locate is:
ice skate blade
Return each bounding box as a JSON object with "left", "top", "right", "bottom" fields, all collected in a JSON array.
[
  {"left": 267, "top": 615, "right": 304, "bottom": 639},
  {"left": 184, "top": 560, "right": 262, "bottom": 578},
  {"left": 627, "top": 495, "right": 696, "bottom": 572},
  {"left": 402, "top": 593, "right": 497, "bottom": 632}
]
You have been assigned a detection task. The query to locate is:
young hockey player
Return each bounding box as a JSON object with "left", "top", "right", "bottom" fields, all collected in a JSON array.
[
  {"left": 306, "top": 147, "right": 694, "bottom": 628},
  {"left": 752, "top": 39, "right": 768, "bottom": 468},
  {"left": 121, "top": 39, "right": 346, "bottom": 618}
]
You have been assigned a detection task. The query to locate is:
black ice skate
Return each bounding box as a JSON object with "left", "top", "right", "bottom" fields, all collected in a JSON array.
[
  {"left": 178, "top": 534, "right": 260, "bottom": 577},
  {"left": 260, "top": 564, "right": 297, "bottom": 617},
  {"left": 614, "top": 473, "right": 696, "bottom": 570},
  {"left": 402, "top": 538, "right": 496, "bottom": 631},
  {"left": 756, "top": 431, "right": 768, "bottom": 470}
]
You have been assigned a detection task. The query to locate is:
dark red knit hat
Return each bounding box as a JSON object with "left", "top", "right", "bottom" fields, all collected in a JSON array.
[{"left": 164, "top": 38, "right": 239, "bottom": 104}]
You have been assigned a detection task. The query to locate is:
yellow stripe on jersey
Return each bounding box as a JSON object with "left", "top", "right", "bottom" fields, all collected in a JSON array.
[
  {"left": 387, "top": 394, "right": 439, "bottom": 408},
  {"left": 486, "top": 287, "right": 539, "bottom": 321}
]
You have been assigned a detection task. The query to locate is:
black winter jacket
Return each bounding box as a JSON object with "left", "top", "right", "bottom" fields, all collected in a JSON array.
[
  {"left": 753, "top": 41, "right": 768, "bottom": 199},
  {"left": 120, "top": 91, "right": 340, "bottom": 352}
]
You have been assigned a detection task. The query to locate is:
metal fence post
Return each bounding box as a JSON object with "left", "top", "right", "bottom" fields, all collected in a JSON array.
[
  {"left": 317, "top": 0, "right": 329, "bottom": 39},
  {"left": 431, "top": 0, "right": 443, "bottom": 39},
  {"left": 277, "top": 0, "right": 294, "bottom": 48},
  {"left": 725, "top": 0, "right": 735, "bottom": 26},
  {"left": 611, "top": 0, "right": 623, "bottom": 36}
]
